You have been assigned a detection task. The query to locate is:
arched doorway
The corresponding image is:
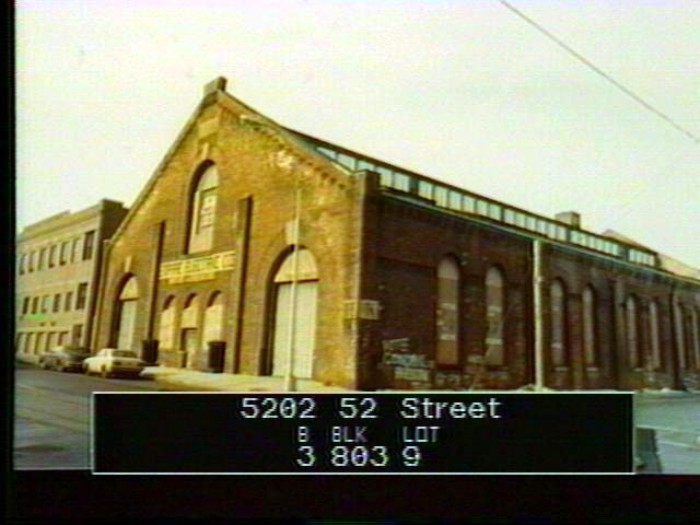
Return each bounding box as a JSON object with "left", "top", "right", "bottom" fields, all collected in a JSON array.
[
  {"left": 115, "top": 276, "right": 139, "bottom": 351},
  {"left": 271, "top": 248, "right": 319, "bottom": 379}
]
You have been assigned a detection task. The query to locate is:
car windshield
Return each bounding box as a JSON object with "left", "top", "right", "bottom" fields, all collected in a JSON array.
[{"left": 112, "top": 350, "right": 137, "bottom": 358}]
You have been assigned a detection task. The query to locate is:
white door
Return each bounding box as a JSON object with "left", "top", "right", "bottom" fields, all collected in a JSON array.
[{"left": 272, "top": 281, "right": 318, "bottom": 378}]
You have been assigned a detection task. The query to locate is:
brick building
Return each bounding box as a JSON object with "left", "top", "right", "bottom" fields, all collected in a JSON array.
[
  {"left": 92, "top": 77, "right": 700, "bottom": 390},
  {"left": 16, "top": 199, "right": 128, "bottom": 362}
]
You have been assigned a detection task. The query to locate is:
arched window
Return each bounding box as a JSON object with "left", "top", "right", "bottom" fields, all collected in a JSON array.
[
  {"left": 115, "top": 276, "right": 138, "bottom": 351},
  {"left": 187, "top": 164, "right": 219, "bottom": 254},
  {"left": 158, "top": 296, "right": 176, "bottom": 350},
  {"left": 485, "top": 267, "right": 505, "bottom": 366},
  {"left": 436, "top": 258, "right": 460, "bottom": 366},
  {"left": 626, "top": 295, "right": 640, "bottom": 369},
  {"left": 582, "top": 285, "right": 597, "bottom": 366},
  {"left": 550, "top": 279, "right": 567, "bottom": 367},
  {"left": 203, "top": 292, "right": 225, "bottom": 350},
  {"left": 180, "top": 294, "right": 200, "bottom": 365},
  {"left": 649, "top": 300, "right": 662, "bottom": 370}
]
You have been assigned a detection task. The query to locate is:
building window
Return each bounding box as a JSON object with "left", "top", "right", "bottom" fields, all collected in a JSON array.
[
  {"left": 19, "top": 253, "right": 26, "bottom": 274},
  {"left": 626, "top": 295, "right": 641, "bottom": 369},
  {"left": 35, "top": 332, "right": 44, "bottom": 354},
  {"left": 649, "top": 300, "right": 662, "bottom": 369},
  {"left": 76, "top": 283, "right": 88, "bottom": 310},
  {"left": 550, "top": 279, "right": 568, "bottom": 367},
  {"left": 436, "top": 258, "right": 460, "bottom": 367},
  {"left": 582, "top": 285, "right": 597, "bottom": 366},
  {"left": 21, "top": 297, "right": 29, "bottom": 315},
  {"left": 28, "top": 251, "right": 35, "bottom": 272},
  {"left": 673, "top": 298, "right": 686, "bottom": 370},
  {"left": 49, "top": 245, "right": 57, "bottom": 267},
  {"left": 31, "top": 297, "right": 39, "bottom": 314},
  {"left": 73, "top": 324, "right": 84, "bottom": 346},
  {"left": 83, "top": 231, "right": 96, "bottom": 260},
  {"left": 485, "top": 267, "right": 505, "bottom": 366},
  {"left": 53, "top": 294, "right": 61, "bottom": 313},
  {"left": 60, "top": 241, "right": 69, "bottom": 265},
  {"left": 41, "top": 295, "right": 50, "bottom": 314},
  {"left": 38, "top": 248, "right": 47, "bottom": 270},
  {"left": 71, "top": 237, "right": 81, "bottom": 263},
  {"left": 187, "top": 164, "right": 219, "bottom": 254},
  {"left": 65, "top": 291, "right": 73, "bottom": 312}
]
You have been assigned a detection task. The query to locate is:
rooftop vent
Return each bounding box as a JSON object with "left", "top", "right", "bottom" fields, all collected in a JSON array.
[{"left": 555, "top": 211, "right": 581, "bottom": 228}]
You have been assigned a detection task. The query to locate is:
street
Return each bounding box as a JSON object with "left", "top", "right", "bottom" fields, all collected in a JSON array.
[
  {"left": 14, "top": 362, "right": 159, "bottom": 470},
  {"left": 635, "top": 393, "right": 700, "bottom": 475},
  {"left": 13, "top": 361, "right": 700, "bottom": 474}
]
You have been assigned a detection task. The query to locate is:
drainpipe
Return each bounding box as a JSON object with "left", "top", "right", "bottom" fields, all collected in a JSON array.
[{"left": 533, "top": 239, "right": 545, "bottom": 391}]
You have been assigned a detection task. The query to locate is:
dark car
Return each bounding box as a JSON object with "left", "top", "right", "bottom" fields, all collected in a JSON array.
[{"left": 38, "top": 346, "right": 90, "bottom": 373}]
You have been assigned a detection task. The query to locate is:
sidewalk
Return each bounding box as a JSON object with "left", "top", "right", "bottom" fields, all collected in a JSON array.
[{"left": 142, "top": 366, "right": 349, "bottom": 392}]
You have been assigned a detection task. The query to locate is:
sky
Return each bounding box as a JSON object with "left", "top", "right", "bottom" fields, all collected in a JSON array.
[{"left": 16, "top": 0, "right": 700, "bottom": 268}]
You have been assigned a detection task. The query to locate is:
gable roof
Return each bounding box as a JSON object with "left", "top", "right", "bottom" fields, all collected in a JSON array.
[{"left": 108, "top": 77, "right": 699, "bottom": 284}]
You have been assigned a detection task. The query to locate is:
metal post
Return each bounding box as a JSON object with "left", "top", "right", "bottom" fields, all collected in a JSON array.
[
  {"left": 533, "top": 239, "right": 545, "bottom": 390},
  {"left": 284, "top": 185, "right": 302, "bottom": 392}
]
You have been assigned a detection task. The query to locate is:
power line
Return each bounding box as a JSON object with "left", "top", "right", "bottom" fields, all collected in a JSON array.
[{"left": 497, "top": 0, "right": 699, "bottom": 144}]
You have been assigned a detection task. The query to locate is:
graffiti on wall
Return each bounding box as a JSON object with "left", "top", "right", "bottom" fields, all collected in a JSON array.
[{"left": 381, "top": 337, "right": 434, "bottom": 385}]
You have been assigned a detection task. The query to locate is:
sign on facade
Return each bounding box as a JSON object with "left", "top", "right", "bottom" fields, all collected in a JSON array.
[{"left": 159, "top": 250, "right": 235, "bottom": 284}]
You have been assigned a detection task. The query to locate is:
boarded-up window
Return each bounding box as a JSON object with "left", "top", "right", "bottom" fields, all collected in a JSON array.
[
  {"left": 436, "top": 258, "right": 460, "bottom": 366},
  {"left": 202, "top": 292, "right": 224, "bottom": 350},
  {"left": 485, "top": 267, "right": 505, "bottom": 366},
  {"left": 158, "top": 296, "right": 176, "bottom": 350},
  {"left": 181, "top": 294, "right": 199, "bottom": 329},
  {"left": 583, "top": 286, "right": 597, "bottom": 366},
  {"left": 626, "top": 296, "right": 640, "bottom": 368},
  {"left": 649, "top": 300, "right": 662, "bottom": 369},
  {"left": 116, "top": 276, "right": 138, "bottom": 351},
  {"left": 692, "top": 308, "right": 700, "bottom": 370},
  {"left": 550, "top": 280, "right": 567, "bottom": 367},
  {"left": 188, "top": 165, "right": 218, "bottom": 254}
]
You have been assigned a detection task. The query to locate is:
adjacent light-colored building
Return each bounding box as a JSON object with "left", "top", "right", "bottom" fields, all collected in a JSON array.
[{"left": 15, "top": 199, "right": 128, "bottom": 362}]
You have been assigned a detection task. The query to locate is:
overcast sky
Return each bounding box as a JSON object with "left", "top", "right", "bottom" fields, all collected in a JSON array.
[{"left": 16, "top": 0, "right": 700, "bottom": 267}]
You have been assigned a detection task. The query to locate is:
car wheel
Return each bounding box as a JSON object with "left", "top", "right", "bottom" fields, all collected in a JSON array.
[
  {"left": 101, "top": 367, "right": 110, "bottom": 379},
  {"left": 40, "top": 360, "right": 49, "bottom": 370},
  {"left": 57, "top": 362, "right": 65, "bottom": 372}
]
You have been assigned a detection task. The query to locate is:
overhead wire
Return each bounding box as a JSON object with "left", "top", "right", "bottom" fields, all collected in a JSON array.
[{"left": 497, "top": 0, "right": 699, "bottom": 144}]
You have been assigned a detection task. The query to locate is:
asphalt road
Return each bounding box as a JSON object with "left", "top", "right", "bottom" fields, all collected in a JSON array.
[{"left": 14, "top": 363, "right": 159, "bottom": 470}]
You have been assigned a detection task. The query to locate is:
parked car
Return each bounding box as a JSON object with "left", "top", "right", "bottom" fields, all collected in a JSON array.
[
  {"left": 83, "top": 348, "right": 145, "bottom": 378},
  {"left": 38, "top": 346, "right": 90, "bottom": 373}
]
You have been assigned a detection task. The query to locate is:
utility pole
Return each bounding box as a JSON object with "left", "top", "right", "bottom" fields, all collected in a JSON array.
[{"left": 284, "top": 183, "right": 302, "bottom": 392}]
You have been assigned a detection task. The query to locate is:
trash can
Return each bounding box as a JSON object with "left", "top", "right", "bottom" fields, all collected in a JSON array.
[
  {"left": 141, "top": 339, "right": 159, "bottom": 365},
  {"left": 207, "top": 341, "right": 226, "bottom": 373}
]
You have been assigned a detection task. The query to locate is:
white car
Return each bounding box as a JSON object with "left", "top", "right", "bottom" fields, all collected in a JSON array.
[{"left": 83, "top": 348, "right": 145, "bottom": 378}]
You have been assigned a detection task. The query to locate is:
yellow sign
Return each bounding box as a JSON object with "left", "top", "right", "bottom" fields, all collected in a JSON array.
[{"left": 159, "top": 251, "right": 235, "bottom": 284}]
